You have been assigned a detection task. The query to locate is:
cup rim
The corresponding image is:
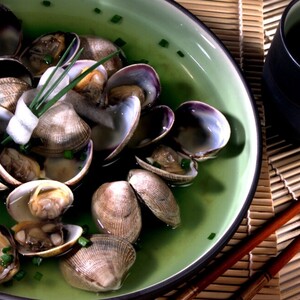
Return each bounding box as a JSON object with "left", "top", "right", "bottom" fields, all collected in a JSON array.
[{"left": 280, "top": 0, "right": 300, "bottom": 67}]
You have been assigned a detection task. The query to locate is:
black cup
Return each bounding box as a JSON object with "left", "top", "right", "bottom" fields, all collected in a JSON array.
[{"left": 263, "top": 0, "right": 300, "bottom": 143}]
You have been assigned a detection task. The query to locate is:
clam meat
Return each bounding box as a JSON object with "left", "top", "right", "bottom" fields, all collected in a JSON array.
[
  {"left": 59, "top": 234, "right": 136, "bottom": 292},
  {"left": 135, "top": 144, "right": 198, "bottom": 185},
  {"left": 6, "top": 180, "right": 74, "bottom": 222}
]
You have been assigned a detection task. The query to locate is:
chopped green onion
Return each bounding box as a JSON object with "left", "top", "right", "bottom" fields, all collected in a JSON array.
[
  {"left": 43, "top": 54, "right": 54, "bottom": 65},
  {"left": 177, "top": 50, "right": 185, "bottom": 57},
  {"left": 181, "top": 158, "right": 191, "bottom": 170},
  {"left": 0, "top": 253, "right": 13, "bottom": 267},
  {"left": 94, "top": 8, "right": 102, "bottom": 14},
  {"left": 13, "top": 270, "right": 26, "bottom": 281},
  {"left": 19, "top": 142, "right": 32, "bottom": 154},
  {"left": 208, "top": 232, "right": 216, "bottom": 240},
  {"left": 63, "top": 150, "right": 74, "bottom": 160},
  {"left": 114, "top": 37, "right": 127, "bottom": 47},
  {"left": 79, "top": 152, "right": 87, "bottom": 161},
  {"left": 33, "top": 271, "right": 43, "bottom": 281},
  {"left": 41, "top": 0, "right": 51, "bottom": 7},
  {"left": 110, "top": 14, "right": 123, "bottom": 24},
  {"left": 32, "top": 256, "right": 43, "bottom": 267},
  {"left": 78, "top": 236, "right": 91, "bottom": 247},
  {"left": 158, "top": 39, "right": 169, "bottom": 48},
  {"left": 153, "top": 161, "right": 162, "bottom": 169},
  {"left": 2, "top": 246, "right": 12, "bottom": 254}
]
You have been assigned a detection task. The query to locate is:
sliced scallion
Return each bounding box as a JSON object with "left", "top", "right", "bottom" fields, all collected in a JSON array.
[{"left": 78, "top": 236, "right": 92, "bottom": 247}]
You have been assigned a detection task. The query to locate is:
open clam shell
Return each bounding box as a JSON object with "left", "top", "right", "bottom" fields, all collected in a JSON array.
[
  {"left": 91, "top": 95, "right": 141, "bottom": 162},
  {"left": 6, "top": 180, "right": 74, "bottom": 222},
  {"left": 59, "top": 234, "right": 136, "bottom": 292},
  {"left": 102, "top": 63, "right": 161, "bottom": 109},
  {"left": 43, "top": 139, "right": 93, "bottom": 186},
  {"left": 19, "top": 31, "right": 80, "bottom": 78},
  {"left": 135, "top": 144, "right": 198, "bottom": 186},
  {"left": 0, "top": 225, "right": 20, "bottom": 283},
  {"left": 0, "top": 58, "right": 33, "bottom": 85},
  {"left": 11, "top": 222, "right": 83, "bottom": 258},
  {"left": 172, "top": 101, "right": 231, "bottom": 161},
  {"left": 0, "top": 4, "right": 22, "bottom": 56},
  {"left": 128, "top": 105, "right": 175, "bottom": 149}
]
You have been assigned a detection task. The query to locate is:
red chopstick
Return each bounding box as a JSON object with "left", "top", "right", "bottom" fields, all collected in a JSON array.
[
  {"left": 233, "top": 233, "right": 300, "bottom": 300},
  {"left": 171, "top": 199, "right": 300, "bottom": 300}
]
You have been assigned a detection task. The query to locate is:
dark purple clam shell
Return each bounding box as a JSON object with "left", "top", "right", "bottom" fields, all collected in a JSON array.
[{"left": 172, "top": 100, "right": 231, "bottom": 161}]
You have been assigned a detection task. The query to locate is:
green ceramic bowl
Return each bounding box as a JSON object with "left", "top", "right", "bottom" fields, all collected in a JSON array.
[{"left": 0, "top": 0, "right": 261, "bottom": 299}]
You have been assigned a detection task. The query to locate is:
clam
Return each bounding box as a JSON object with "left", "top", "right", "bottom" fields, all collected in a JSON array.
[
  {"left": 43, "top": 139, "right": 93, "bottom": 186},
  {"left": 128, "top": 105, "right": 175, "bottom": 149},
  {"left": 19, "top": 31, "right": 80, "bottom": 77},
  {"left": 79, "top": 35, "right": 124, "bottom": 76},
  {"left": 135, "top": 144, "right": 198, "bottom": 186},
  {"left": 127, "top": 168, "right": 181, "bottom": 228},
  {"left": 102, "top": 63, "right": 161, "bottom": 109},
  {"left": 0, "top": 58, "right": 33, "bottom": 112},
  {"left": 67, "top": 59, "right": 108, "bottom": 105},
  {"left": 6, "top": 180, "right": 82, "bottom": 257},
  {"left": 32, "top": 102, "right": 91, "bottom": 157},
  {"left": 91, "top": 181, "right": 142, "bottom": 243},
  {"left": 59, "top": 234, "right": 136, "bottom": 292},
  {"left": 91, "top": 95, "right": 141, "bottom": 161},
  {"left": 11, "top": 222, "right": 83, "bottom": 257},
  {"left": 6, "top": 180, "right": 74, "bottom": 222},
  {"left": 0, "top": 147, "right": 41, "bottom": 186},
  {"left": 0, "top": 4, "right": 22, "bottom": 56},
  {"left": 0, "top": 225, "right": 20, "bottom": 284},
  {"left": 171, "top": 101, "right": 231, "bottom": 161}
]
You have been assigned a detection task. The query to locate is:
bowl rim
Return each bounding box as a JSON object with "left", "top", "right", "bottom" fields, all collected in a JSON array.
[{"left": 0, "top": 1, "right": 262, "bottom": 299}]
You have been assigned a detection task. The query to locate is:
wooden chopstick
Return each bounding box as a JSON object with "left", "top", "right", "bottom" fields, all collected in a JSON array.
[
  {"left": 232, "top": 234, "right": 300, "bottom": 300},
  {"left": 171, "top": 199, "right": 300, "bottom": 300}
]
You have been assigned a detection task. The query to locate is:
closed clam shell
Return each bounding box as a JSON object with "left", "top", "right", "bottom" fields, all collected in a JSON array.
[
  {"left": 32, "top": 102, "right": 91, "bottom": 157},
  {"left": 91, "top": 181, "right": 142, "bottom": 243},
  {"left": 59, "top": 234, "right": 136, "bottom": 292},
  {"left": 127, "top": 169, "right": 181, "bottom": 228}
]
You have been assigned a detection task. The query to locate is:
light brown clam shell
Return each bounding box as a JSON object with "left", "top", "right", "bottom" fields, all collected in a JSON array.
[
  {"left": 59, "top": 234, "right": 136, "bottom": 292},
  {"left": 127, "top": 169, "right": 181, "bottom": 228},
  {"left": 0, "top": 147, "right": 41, "bottom": 186},
  {"left": 91, "top": 181, "right": 142, "bottom": 243},
  {"left": 0, "top": 77, "right": 31, "bottom": 113},
  {"left": 79, "top": 35, "right": 124, "bottom": 76},
  {"left": 6, "top": 180, "right": 74, "bottom": 223},
  {"left": 12, "top": 222, "right": 83, "bottom": 258},
  {"left": 0, "top": 225, "right": 20, "bottom": 283},
  {"left": 32, "top": 102, "right": 91, "bottom": 157},
  {"left": 135, "top": 145, "right": 198, "bottom": 186}
]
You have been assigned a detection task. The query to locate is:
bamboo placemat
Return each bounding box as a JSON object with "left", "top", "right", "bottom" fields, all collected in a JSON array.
[{"left": 158, "top": 0, "right": 300, "bottom": 299}]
